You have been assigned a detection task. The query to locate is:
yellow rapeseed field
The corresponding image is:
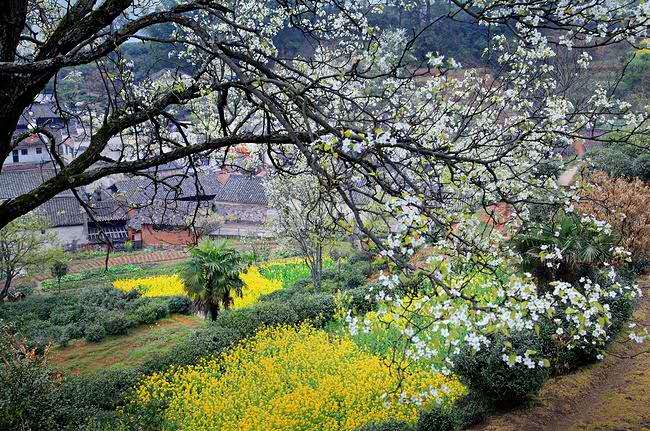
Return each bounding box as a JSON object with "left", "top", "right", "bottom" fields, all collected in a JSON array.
[
  {"left": 112, "top": 262, "right": 286, "bottom": 307},
  {"left": 113, "top": 274, "right": 185, "bottom": 297},
  {"left": 131, "top": 324, "right": 466, "bottom": 431}
]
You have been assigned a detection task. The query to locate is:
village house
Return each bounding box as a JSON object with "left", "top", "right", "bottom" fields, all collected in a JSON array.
[
  {"left": 0, "top": 169, "right": 87, "bottom": 248},
  {"left": 106, "top": 169, "right": 271, "bottom": 247}
]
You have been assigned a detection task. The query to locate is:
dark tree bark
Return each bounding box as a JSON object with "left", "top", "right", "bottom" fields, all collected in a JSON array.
[
  {"left": 0, "top": 1, "right": 29, "bottom": 162},
  {"left": 0, "top": 274, "right": 13, "bottom": 301}
]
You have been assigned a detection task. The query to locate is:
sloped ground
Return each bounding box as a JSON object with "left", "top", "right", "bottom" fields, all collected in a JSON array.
[
  {"left": 48, "top": 314, "right": 202, "bottom": 375},
  {"left": 69, "top": 250, "right": 188, "bottom": 272},
  {"left": 473, "top": 275, "right": 650, "bottom": 431}
]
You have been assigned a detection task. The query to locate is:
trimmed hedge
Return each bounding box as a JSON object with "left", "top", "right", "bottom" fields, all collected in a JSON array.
[{"left": 0, "top": 287, "right": 191, "bottom": 349}]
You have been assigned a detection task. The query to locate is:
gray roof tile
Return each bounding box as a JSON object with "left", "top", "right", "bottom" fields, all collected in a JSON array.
[{"left": 36, "top": 196, "right": 84, "bottom": 227}]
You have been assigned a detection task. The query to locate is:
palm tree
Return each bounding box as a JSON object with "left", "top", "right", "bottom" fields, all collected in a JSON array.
[{"left": 181, "top": 239, "right": 248, "bottom": 320}]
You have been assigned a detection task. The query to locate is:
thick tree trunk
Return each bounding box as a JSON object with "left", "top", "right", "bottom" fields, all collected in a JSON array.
[
  {"left": 0, "top": 274, "right": 12, "bottom": 301},
  {"left": 0, "top": 1, "right": 29, "bottom": 167},
  {"left": 207, "top": 302, "right": 219, "bottom": 321},
  {"left": 0, "top": 2, "right": 28, "bottom": 62}
]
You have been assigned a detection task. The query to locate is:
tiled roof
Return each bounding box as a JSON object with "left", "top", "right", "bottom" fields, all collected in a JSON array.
[
  {"left": 128, "top": 200, "right": 212, "bottom": 229},
  {"left": 0, "top": 168, "right": 84, "bottom": 227},
  {"left": 0, "top": 168, "right": 72, "bottom": 200},
  {"left": 212, "top": 174, "right": 267, "bottom": 205},
  {"left": 36, "top": 196, "right": 84, "bottom": 227},
  {"left": 113, "top": 171, "right": 267, "bottom": 206},
  {"left": 12, "top": 128, "right": 65, "bottom": 147},
  {"left": 84, "top": 190, "right": 129, "bottom": 222}
]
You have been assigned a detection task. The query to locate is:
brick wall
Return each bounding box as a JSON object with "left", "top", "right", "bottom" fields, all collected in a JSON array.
[{"left": 140, "top": 224, "right": 197, "bottom": 247}]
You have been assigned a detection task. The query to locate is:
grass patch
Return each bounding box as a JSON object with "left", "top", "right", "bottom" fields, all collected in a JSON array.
[{"left": 47, "top": 314, "right": 203, "bottom": 375}]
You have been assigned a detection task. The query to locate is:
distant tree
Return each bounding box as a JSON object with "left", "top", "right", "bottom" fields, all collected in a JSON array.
[
  {"left": 619, "top": 45, "right": 650, "bottom": 102},
  {"left": 50, "top": 259, "right": 68, "bottom": 288},
  {"left": 181, "top": 239, "right": 247, "bottom": 320},
  {"left": 587, "top": 135, "right": 650, "bottom": 181},
  {"left": 265, "top": 173, "right": 342, "bottom": 290},
  {"left": 0, "top": 215, "right": 54, "bottom": 301}
]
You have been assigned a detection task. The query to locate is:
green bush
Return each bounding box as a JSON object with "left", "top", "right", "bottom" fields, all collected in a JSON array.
[
  {"left": 61, "top": 368, "right": 143, "bottom": 412},
  {"left": 85, "top": 323, "right": 107, "bottom": 343},
  {"left": 63, "top": 324, "right": 84, "bottom": 341},
  {"left": 141, "top": 326, "right": 241, "bottom": 373},
  {"left": 103, "top": 313, "right": 133, "bottom": 336},
  {"left": 49, "top": 304, "right": 85, "bottom": 326},
  {"left": 166, "top": 296, "right": 192, "bottom": 314},
  {"left": 453, "top": 392, "right": 491, "bottom": 429},
  {"left": 587, "top": 142, "right": 650, "bottom": 182},
  {"left": 51, "top": 260, "right": 69, "bottom": 286},
  {"left": 130, "top": 301, "right": 169, "bottom": 325},
  {"left": 536, "top": 285, "right": 637, "bottom": 374},
  {"left": 343, "top": 285, "right": 377, "bottom": 314},
  {"left": 0, "top": 327, "right": 87, "bottom": 430},
  {"left": 123, "top": 288, "right": 141, "bottom": 301},
  {"left": 416, "top": 404, "right": 459, "bottom": 431},
  {"left": 452, "top": 332, "right": 550, "bottom": 406},
  {"left": 358, "top": 420, "right": 416, "bottom": 431}
]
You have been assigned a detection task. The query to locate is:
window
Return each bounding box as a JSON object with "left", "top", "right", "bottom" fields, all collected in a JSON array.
[
  {"left": 36, "top": 147, "right": 42, "bottom": 154},
  {"left": 20, "top": 148, "right": 28, "bottom": 155},
  {"left": 12, "top": 150, "right": 18, "bottom": 163}
]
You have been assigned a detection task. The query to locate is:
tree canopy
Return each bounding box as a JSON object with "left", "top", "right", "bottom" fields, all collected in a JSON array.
[{"left": 1, "top": 0, "right": 649, "bottom": 365}]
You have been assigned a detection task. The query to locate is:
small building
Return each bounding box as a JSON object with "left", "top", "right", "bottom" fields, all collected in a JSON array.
[
  {"left": 110, "top": 170, "right": 272, "bottom": 247},
  {"left": 37, "top": 196, "right": 87, "bottom": 249},
  {"left": 0, "top": 169, "right": 87, "bottom": 249},
  {"left": 84, "top": 190, "right": 130, "bottom": 246}
]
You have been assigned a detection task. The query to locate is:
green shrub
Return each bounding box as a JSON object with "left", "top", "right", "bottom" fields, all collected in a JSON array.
[
  {"left": 358, "top": 420, "right": 416, "bottom": 431},
  {"left": 416, "top": 404, "right": 459, "bottom": 431},
  {"left": 587, "top": 141, "right": 650, "bottom": 182},
  {"left": 141, "top": 326, "right": 241, "bottom": 373},
  {"left": 49, "top": 305, "right": 85, "bottom": 326},
  {"left": 51, "top": 260, "right": 69, "bottom": 286},
  {"left": 61, "top": 368, "right": 143, "bottom": 412},
  {"left": 84, "top": 323, "right": 107, "bottom": 343},
  {"left": 103, "top": 313, "right": 133, "bottom": 336},
  {"left": 63, "top": 323, "right": 84, "bottom": 341},
  {"left": 452, "top": 332, "right": 550, "bottom": 406},
  {"left": 453, "top": 392, "right": 491, "bottom": 429},
  {"left": 0, "top": 327, "right": 84, "bottom": 430},
  {"left": 131, "top": 302, "right": 169, "bottom": 325},
  {"left": 166, "top": 296, "right": 192, "bottom": 314},
  {"left": 123, "top": 288, "right": 141, "bottom": 301},
  {"left": 1, "top": 284, "right": 182, "bottom": 348}
]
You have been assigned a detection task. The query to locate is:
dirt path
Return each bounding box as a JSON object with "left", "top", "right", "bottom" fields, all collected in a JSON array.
[{"left": 473, "top": 275, "right": 650, "bottom": 431}]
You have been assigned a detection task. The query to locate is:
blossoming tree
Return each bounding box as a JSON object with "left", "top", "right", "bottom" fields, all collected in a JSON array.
[
  {"left": 264, "top": 172, "right": 342, "bottom": 289},
  {"left": 0, "top": 0, "right": 648, "bottom": 378}
]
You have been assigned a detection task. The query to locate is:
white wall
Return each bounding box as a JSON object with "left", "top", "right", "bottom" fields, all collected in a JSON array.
[
  {"left": 47, "top": 225, "right": 87, "bottom": 248},
  {"left": 5, "top": 145, "right": 50, "bottom": 165}
]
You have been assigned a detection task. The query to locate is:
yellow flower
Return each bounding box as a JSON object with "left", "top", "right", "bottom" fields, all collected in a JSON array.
[
  {"left": 234, "top": 266, "right": 282, "bottom": 308},
  {"left": 130, "top": 324, "right": 466, "bottom": 431},
  {"left": 113, "top": 274, "right": 184, "bottom": 297},
  {"left": 112, "top": 260, "right": 288, "bottom": 307}
]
